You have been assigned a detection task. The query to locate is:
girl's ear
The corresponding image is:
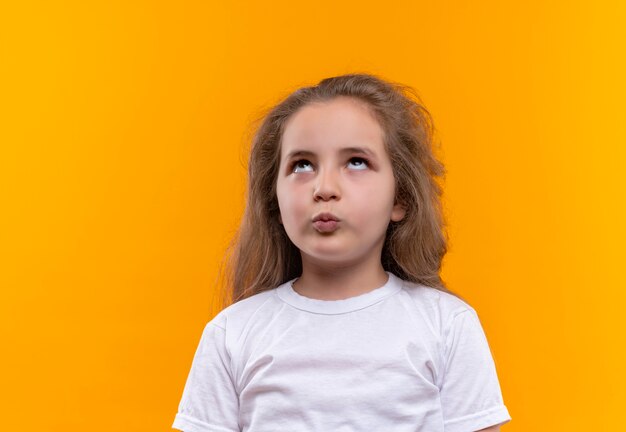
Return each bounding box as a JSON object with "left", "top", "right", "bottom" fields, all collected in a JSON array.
[{"left": 391, "top": 201, "right": 407, "bottom": 222}]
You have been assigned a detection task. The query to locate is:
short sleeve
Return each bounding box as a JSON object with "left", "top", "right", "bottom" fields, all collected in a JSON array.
[
  {"left": 172, "top": 322, "right": 240, "bottom": 432},
  {"left": 440, "top": 309, "right": 512, "bottom": 432}
]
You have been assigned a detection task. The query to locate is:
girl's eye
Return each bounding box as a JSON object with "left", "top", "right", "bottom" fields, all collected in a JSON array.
[
  {"left": 292, "top": 159, "right": 313, "bottom": 173},
  {"left": 347, "top": 157, "right": 369, "bottom": 170}
]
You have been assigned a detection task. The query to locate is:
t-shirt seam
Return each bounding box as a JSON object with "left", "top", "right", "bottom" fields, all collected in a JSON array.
[
  {"left": 438, "top": 307, "right": 476, "bottom": 390},
  {"left": 209, "top": 321, "right": 226, "bottom": 331},
  {"left": 275, "top": 286, "right": 402, "bottom": 315},
  {"left": 274, "top": 272, "right": 404, "bottom": 315},
  {"left": 174, "top": 412, "right": 237, "bottom": 432},
  {"left": 443, "top": 403, "right": 510, "bottom": 426},
  {"left": 203, "top": 322, "right": 240, "bottom": 399},
  {"left": 443, "top": 307, "right": 475, "bottom": 335}
]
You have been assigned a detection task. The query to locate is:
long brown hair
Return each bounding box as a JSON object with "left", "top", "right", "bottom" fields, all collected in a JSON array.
[{"left": 213, "top": 73, "right": 462, "bottom": 311}]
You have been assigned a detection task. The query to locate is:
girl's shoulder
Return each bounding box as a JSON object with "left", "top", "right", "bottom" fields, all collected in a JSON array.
[
  {"left": 398, "top": 278, "right": 477, "bottom": 329},
  {"left": 209, "top": 283, "right": 286, "bottom": 330}
]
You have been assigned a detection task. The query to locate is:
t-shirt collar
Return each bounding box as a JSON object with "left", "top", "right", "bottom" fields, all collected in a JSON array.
[{"left": 276, "top": 271, "right": 403, "bottom": 315}]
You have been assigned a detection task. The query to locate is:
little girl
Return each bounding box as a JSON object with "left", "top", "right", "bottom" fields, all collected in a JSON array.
[{"left": 172, "top": 74, "right": 512, "bottom": 431}]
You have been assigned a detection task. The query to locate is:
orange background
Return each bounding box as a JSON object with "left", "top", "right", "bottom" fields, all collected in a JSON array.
[{"left": 1, "top": 1, "right": 624, "bottom": 430}]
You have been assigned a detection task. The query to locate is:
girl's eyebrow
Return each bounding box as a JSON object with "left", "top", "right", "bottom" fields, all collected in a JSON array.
[
  {"left": 284, "top": 146, "right": 378, "bottom": 161},
  {"left": 285, "top": 150, "right": 315, "bottom": 161},
  {"left": 341, "top": 147, "right": 379, "bottom": 162}
]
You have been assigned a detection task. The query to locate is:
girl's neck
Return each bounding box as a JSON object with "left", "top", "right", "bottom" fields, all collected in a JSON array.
[{"left": 292, "top": 258, "right": 389, "bottom": 301}]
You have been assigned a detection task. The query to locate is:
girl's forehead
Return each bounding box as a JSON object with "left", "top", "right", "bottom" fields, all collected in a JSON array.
[{"left": 281, "top": 98, "right": 385, "bottom": 157}]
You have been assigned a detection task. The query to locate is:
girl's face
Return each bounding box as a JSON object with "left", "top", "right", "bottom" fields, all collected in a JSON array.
[{"left": 276, "top": 96, "right": 406, "bottom": 269}]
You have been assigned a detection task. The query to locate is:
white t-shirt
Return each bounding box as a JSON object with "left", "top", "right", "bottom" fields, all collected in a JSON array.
[{"left": 172, "top": 271, "right": 511, "bottom": 432}]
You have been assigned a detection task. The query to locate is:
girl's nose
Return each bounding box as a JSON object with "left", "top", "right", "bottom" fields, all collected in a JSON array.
[{"left": 313, "top": 169, "right": 340, "bottom": 202}]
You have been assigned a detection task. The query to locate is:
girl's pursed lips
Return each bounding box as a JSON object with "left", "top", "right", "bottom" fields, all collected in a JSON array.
[
  {"left": 312, "top": 219, "right": 339, "bottom": 233},
  {"left": 312, "top": 212, "right": 340, "bottom": 222}
]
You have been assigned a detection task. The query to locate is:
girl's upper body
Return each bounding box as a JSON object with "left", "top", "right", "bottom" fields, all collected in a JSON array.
[
  {"left": 172, "top": 271, "right": 511, "bottom": 432},
  {"left": 172, "top": 74, "right": 511, "bottom": 431}
]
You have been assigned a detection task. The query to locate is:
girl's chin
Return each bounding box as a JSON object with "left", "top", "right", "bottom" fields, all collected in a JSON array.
[{"left": 299, "top": 250, "right": 364, "bottom": 267}]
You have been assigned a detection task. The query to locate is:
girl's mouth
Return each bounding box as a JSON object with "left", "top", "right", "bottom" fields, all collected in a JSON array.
[
  {"left": 312, "top": 212, "right": 340, "bottom": 233},
  {"left": 313, "top": 220, "right": 339, "bottom": 233}
]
